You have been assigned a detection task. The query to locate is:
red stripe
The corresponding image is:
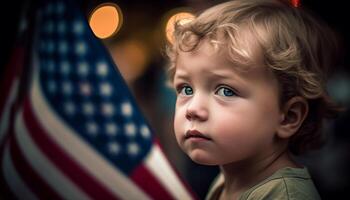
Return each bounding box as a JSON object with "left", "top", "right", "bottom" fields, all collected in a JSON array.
[
  {"left": 131, "top": 164, "right": 175, "bottom": 200},
  {"left": 0, "top": 140, "right": 28, "bottom": 200},
  {"left": 0, "top": 47, "right": 24, "bottom": 115},
  {"left": 154, "top": 140, "right": 199, "bottom": 200},
  {"left": 22, "top": 97, "right": 120, "bottom": 200},
  {"left": 9, "top": 134, "right": 62, "bottom": 199}
]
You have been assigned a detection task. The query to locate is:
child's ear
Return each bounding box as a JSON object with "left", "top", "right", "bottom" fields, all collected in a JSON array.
[{"left": 276, "top": 96, "right": 309, "bottom": 139}]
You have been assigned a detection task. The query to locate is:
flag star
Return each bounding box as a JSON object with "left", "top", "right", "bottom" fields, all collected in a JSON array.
[
  {"left": 58, "top": 21, "right": 66, "bottom": 34},
  {"left": 75, "top": 41, "right": 87, "bottom": 55},
  {"left": 47, "top": 40, "right": 55, "bottom": 53},
  {"left": 47, "top": 60, "right": 55, "bottom": 72},
  {"left": 105, "top": 123, "right": 118, "bottom": 136},
  {"left": 80, "top": 83, "right": 92, "bottom": 96},
  {"left": 40, "top": 41, "right": 46, "bottom": 51},
  {"left": 140, "top": 125, "right": 151, "bottom": 138},
  {"left": 60, "top": 61, "right": 70, "bottom": 75},
  {"left": 47, "top": 81, "right": 57, "bottom": 93},
  {"left": 83, "top": 102, "right": 95, "bottom": 115},
  {"left": 127, "top": 143, "right": 139, "bottom": 156},
  {"left": 100, "top": 83, "right": 112, "bottom": 97},
  {"left": 125, "top": 123, "right": 136, "bottom": 137},
  {"left": 101, "top": 103, "right": 115, "bottom": 117},
  {"left": 19, "top": 17, "right": 28, "bottom": 33},
  {"left": 62, "top": 81, "right": 73, "bottom": 95},
  {"left": 86, "top": 121, "right": 98, "bottom": 135},
  {"left": 121, "top": 102, "right": 132, "bottom": 117},
  {"left": 77, "top": 62, "right": 89, "bottom": 76},
  {"left": 56, "top": 2, "right": 65, "bottom": 14},
  {"left": 46, "top": 21, "right": 54, "bottom": 33},
  {"left": 73, "top": 21, "right": 84, "bottom": 35},
  {"left": 108, "top": 142, "right": 121, "bottom": 155},
  {"left": 64, "top": 101, "right": 75, "bottom": 115},
  {"left": 96, "top": 62, "right": 108, "bottom": 77},
  {"left": 38, "top": 9, "right": 43, "bottom": 19},
  {"left": 46, "top": 4, "right": 54, "bottom": 15},
  {"left": 58, "top": 41, "right": 68, "bottom": 54}
]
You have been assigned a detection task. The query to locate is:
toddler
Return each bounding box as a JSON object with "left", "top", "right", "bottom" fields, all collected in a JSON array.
[{"left": 166, "top": 0, "right": 340, "bottom": 199}]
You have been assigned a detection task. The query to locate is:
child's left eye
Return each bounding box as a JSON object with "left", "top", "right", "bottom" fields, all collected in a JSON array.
[
  {"left": 179, "top": 85, "right": 193, "bottom": 96},
  {"left": 215, "top": 86, "right": 236, "bottom": 97}
]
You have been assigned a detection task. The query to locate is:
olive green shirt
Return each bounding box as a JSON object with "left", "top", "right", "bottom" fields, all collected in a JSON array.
[{"left": 206, "top": 167, "right": 321, "bottom": 200}]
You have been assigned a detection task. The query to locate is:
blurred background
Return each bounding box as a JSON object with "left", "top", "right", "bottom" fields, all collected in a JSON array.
[{"left": 1, "top": 0, "right": 349, "bottom": 199}]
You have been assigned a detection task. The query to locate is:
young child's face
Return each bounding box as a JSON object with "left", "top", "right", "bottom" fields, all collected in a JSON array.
[{"left": 173, "top": 40, "right": 284, "bottom": 166}]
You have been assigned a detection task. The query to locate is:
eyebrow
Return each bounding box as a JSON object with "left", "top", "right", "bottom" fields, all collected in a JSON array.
[
  {"left": 173, "top": 70, "right": 189, "bottom": 80},
  {"left": 207, "top": 70, "right": 232, "bottom": 79},
  {"left": 174, "top": 68, "right": 246, "bottom": 86},
  {"left": 206, "top": 69, "right": 245, "bottom": 82}
]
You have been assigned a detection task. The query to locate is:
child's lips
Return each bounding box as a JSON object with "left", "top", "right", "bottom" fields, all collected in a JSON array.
[{"left": 185, "top": 130, "right": 212, "bottom": 140}]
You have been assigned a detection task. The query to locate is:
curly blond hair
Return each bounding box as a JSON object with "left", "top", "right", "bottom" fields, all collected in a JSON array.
[{"left": 166, "top": 0, "right": 341, "bottom": 155}]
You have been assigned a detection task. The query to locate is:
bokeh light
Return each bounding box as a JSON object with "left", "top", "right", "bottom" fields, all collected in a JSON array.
[
  {"left": 89, "top": 3, "right": 123, "bottom": 39},
  {"left": 109, "top": 39, "right": 150, "bottom": 83},
  {"left": 165, "top": 10, "right": 194, "bottom": 44}
]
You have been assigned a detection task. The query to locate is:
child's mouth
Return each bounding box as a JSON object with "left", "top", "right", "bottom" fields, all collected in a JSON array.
[{"left": 185, "top": 130, "right": 212, "bottom": 140}]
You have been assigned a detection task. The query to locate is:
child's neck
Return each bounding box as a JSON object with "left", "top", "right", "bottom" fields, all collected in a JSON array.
[{"left": 219, "top": 149, "right": 299, "bottom": 200}]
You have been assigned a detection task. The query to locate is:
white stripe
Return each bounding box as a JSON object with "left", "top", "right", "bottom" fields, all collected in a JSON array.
[
  {"left": 0, "top": 79, "right": 19, "bottom": 143},
  {"left": 14, "top": 110, "right": 91, "bottom": 200},
  {"left": 2, "top": 141, "right": 38, "bottom": 200},
  {"left": 145, "top": 145, "right": 194, "bottom": 200},
  {"left": 30, "top": 56, "right": 151, "bottom": 200}
]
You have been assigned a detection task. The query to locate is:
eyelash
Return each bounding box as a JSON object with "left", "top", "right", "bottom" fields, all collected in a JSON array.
[
  {"left": 215, "top": 85, "right": 237, "bottom": 97},
  {"left": 176, "top": 84, "right": 193, "bottom": 96},
  {"left": 176, "top": 84, "right": 238, "bottom": 97}
]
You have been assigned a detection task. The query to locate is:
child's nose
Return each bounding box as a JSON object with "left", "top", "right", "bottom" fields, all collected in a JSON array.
[{"left": 185, "top": 94, "right": 208, "bottom": 121}]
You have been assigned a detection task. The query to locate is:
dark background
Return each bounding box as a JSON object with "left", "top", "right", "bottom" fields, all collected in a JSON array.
[{"left": 1, "top": 0, "right": 349, "bottom": 199}]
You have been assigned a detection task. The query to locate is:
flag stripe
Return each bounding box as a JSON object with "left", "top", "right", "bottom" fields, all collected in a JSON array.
[
  {"left": 0, "top": 47, "right": 23, "bottom": 144},
  {"left": 10, "top": 133, "right": 63, "bottom": 199},
  {"left": 0, "top": 1, "right": 197, "bottom": 199},
  {"left": 0, "top": 79, "right": 19, "bottom": 143},
  {"left": 131, "top": 158, "right": 175, "bottom": 200},
  {"left": 29, "top": 65, "right": 152, "bottom": 200},
  {"left": 0, "top": 48, "right": 23, "bottom": 116},
  {"left": 2, "top": 140, "right": 38, "bottom": 200},
  {"left": 15, "top": 108, "right": 92, "bottom": 200},
  {"left": 146, "top": 145, "right": 195, "bottom": 200},
  {"left": 22, "top": 98, "right": 118, "bottom": 200},
  {"left": 155, "top": 140, "right": 198, "bottom": 199}
]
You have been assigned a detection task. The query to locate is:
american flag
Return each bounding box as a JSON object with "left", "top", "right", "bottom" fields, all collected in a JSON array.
[{"left": 0, "top": 0, "right": 197, "bottom": 199}]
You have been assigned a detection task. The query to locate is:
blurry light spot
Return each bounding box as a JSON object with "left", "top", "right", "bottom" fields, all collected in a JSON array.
[
  {"left": 108, "top": 142, "right": 121, "bottom": 155},
  {"left": 64, "top": 101, "right": 75, "bottom": 115},
  {"left": 127, "top": 143, "right": 139, "bottom": 156},
  {"left": 100, "top": 82, "right": 113, "bottom": 97},
  {"left": 327, "top": 73, "right": 350, "bottom": 105},
  {"left": 77, "top": 61, "right": 89, "bottom": 76},
  {"left": 110, "top": 39, "right": 149, "bottom": 82},
  {"left": 290, "top": 0, "right": 301, "bottom": 8},
  {"left": 73, "top": 20, "right": 84, "bottom": 35},
  {"left": 86, "top": 121, "right": 98, "bottom": 135},
  {"left": 105, "top": 123, "right": 118, "bottom": 136},
  {"left": 75, "top": 41, "right": 87, "bottom": 55},
  {"left": 60, "top": 62, "right": 70, "bottom": 75},
  {"left": 165, "top": 11, "right": 194, "bottom": 44},
  {"left": 89, "top": 3, "right": 122, "bottom": 39}
]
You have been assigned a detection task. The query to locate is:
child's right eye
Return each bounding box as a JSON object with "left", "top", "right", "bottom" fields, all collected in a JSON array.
[{"left": 178, "top": 85, "right": 193, "bottom": 96}]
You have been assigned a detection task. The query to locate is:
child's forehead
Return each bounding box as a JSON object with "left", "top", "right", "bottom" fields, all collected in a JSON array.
[
  {"left": 180, "top": 33, "right": 264, "bottom": 70},
  {"left": 176, "top": 39, "right": 271, "bottom": 79}
]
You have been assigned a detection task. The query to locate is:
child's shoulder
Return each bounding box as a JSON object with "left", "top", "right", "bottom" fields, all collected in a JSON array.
[
  {"left": 206, "top": 167, "right": 321, "bottom": 200},
  {"left": 240, "top": 167, "right": 321, "bottom": 200}
]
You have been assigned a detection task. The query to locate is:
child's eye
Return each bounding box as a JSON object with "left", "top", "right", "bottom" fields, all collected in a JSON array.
[
  {"left": 178, "top": 85, "right": 193, "bottom": 96},
  {"left": 215, "top": 86, "right": 236, "bottom": 97}
]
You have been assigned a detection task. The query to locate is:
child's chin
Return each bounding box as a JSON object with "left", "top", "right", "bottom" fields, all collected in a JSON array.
[{"left": 188, "top": 152, "right": 218, "bottom": 166}]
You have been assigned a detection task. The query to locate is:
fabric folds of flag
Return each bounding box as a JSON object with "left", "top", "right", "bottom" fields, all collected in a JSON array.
[{"left": 1, "top": 0, "right": 197, "bottom": 199}]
